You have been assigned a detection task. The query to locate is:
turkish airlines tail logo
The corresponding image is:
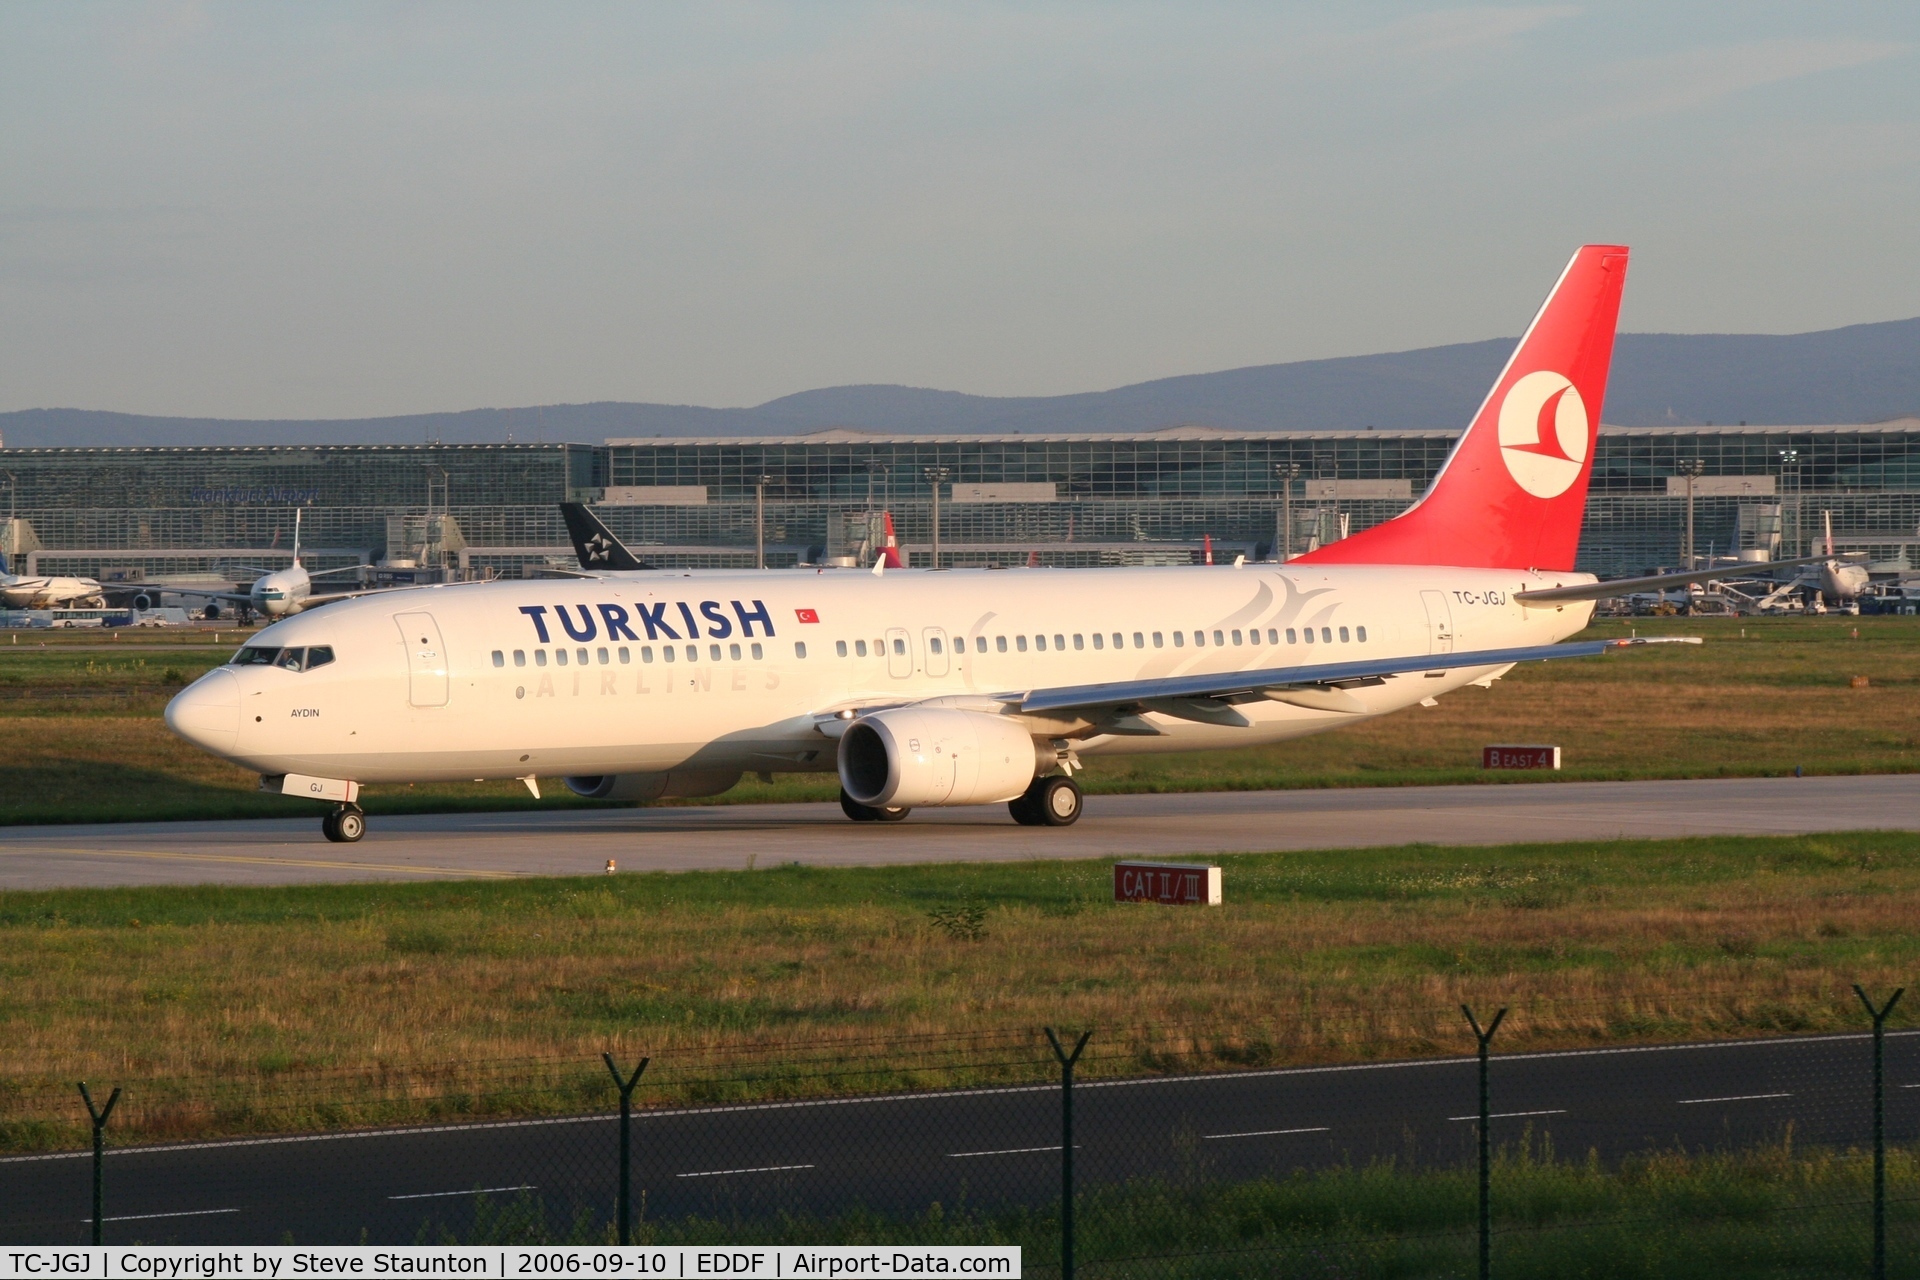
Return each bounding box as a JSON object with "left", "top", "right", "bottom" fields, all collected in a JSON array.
[
  {"left": 1497, "top": 371, "right": 1589, "bottom": 498},
  {"left": 1293, "top": 244, "right": 1628, "bottom": 571}
]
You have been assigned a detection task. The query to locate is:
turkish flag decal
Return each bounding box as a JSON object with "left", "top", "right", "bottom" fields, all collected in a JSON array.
[{"left": 795, "top": 608, "right": 820, "bottom": 624}]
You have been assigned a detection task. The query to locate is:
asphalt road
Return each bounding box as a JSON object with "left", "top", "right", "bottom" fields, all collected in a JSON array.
[
  {"left": 2, "top": 774, "right": 1917, "bottom": 889},
  {"left": 2, "top": 1031, "right": 1913, "bottom": 1245}
]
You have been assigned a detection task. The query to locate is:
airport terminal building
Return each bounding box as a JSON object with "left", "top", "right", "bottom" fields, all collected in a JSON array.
[{"left": 4, "top": 421, "right": 1920, "bottom": 586}]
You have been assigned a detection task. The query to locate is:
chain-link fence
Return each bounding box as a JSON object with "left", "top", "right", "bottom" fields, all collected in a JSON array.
[{"left": 3, "top": 995, "right": 1915, "bottom": 1277}]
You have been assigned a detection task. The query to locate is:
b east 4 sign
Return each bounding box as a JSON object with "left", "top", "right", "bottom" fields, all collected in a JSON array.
[
  {"left": 1483, "top": 744, "right": 1562, "bottom": 770},
  {"left": 1114, "top": 861, "right": 1223, "bottom": 906}
]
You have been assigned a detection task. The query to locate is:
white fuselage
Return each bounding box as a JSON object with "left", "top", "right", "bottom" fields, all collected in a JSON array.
[
  {"left": 167, "top": 563, "right": 1596, "bottom": 785},
  {"left": 251, "top": 565, "right": 313, "bottom": 616},
  {"left": 0, "top": 573, "right": 105, "bottom": 608}
]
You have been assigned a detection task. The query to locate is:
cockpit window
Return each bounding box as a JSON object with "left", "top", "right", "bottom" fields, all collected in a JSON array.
[{"left": 230, "top": 645, "right": 334, "bottom": 671}]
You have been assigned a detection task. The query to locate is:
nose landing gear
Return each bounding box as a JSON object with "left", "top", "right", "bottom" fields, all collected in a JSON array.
[{"left": 322, "top": 804, "right": 366, "bottom": 843}]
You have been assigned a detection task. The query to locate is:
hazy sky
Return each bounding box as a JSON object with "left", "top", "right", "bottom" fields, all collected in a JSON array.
[{"left": 2, "top": 2, "right": 1916, "bottom": 418}]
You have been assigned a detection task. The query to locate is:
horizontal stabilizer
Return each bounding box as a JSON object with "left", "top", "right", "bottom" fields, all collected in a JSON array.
[{"left": 1515, "top": 553, "right": 1865, "bottom": 604}]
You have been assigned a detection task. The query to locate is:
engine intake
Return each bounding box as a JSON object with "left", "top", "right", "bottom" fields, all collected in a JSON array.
[{"left": 838, "top": 708, "right": 1039, "bottom": 808}]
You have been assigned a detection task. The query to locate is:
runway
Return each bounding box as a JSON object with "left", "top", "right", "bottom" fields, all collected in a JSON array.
[
  {"left": 2, "top": 1030, "right": 1913, "bottom": 1244},
  {"left": 1, "top": 773, "right": 1917, "bottom": 889}
]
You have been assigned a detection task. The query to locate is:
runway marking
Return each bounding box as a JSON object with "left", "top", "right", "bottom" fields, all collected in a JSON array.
[
  {"left": 1676, "top": 1092, "right": 1791, "bottom": 1105},
  {"left": 1203, "top": 1128, "right": 1329, "bottom": 1140},
  {"left": 1448, "top": 1110, "right": 1567, "bottom": 1122},
  {"left": 6, "top": 845, "right": 523, "bottom": 880},
  {"left": 676, "top": 1164, "right": 813, "bottom": 1178},
  {"left": 389, "top": 1185, "right": 535, "bottom": 1200},
  {"left": 5, "top": 1031, "right": 1909, "bottom": 1165},
  {"left": 87, "top": 1208, "right": 240, "bottom": 1223},
  {"left": 949, "top": 1145, "right": 1072, "bottom": 1158}
]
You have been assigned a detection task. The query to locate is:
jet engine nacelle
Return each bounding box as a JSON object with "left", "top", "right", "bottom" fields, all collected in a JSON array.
[
  {"left": 564, "top": 770, "right": 743, "bottom": 802},
  {"left": 838, "top": 707, "right": 1040, "bottom": 809}
]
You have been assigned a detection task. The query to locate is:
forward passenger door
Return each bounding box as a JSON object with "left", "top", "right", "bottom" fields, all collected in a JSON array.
[{"left": 395, "top": 612, "right": 450, "bottom": 707}]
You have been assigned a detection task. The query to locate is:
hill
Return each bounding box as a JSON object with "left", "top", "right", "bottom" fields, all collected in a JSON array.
[{"left": 4, "top": 317, "right": 1918, "bottom": 447}]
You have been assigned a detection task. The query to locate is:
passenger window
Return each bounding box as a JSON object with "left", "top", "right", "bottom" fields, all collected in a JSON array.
[
  {"left": 513, "top": 650, "right": 526, "bottom": 667},
  {"left": 1134, "top": 632, "right": 1145, "bottom": 649},
  {"left": 710, "top": 644, "right": 723, "bottom": 662},
  {"left": 1231, "top": 630, "right": 1242, "bottom": 645},
  {"left": 790, "top": 642, "right": 803, "bottom": 659},
  {"left": 663, "top": 646, "right": 676, "bottom": 663},
  {"left": 556, "top": 649, "right": 569, "bottom": 666},
  {"left": 1016, "top": 636, "right": 1028, "bottom": 652},
  {"left": 1035, "top": 635, "right": 1047, "bottom": 652},
  {"left": 306, "top": 646, "right": 334, "bottom": 670},
  {"left": 1303, "top": 628, "right": 1315, "bottom": 644},
  {"left": 642, "top": 646, "right": 654, "bottom": 663},
  {"left": 578, "top": 648, "right": 590, "bottom": 665},
  {"left": 729, "top": 643, "right": 742, "bottom": 661},
  {"left": 892, "top": 638, "right": 906, "bottom": 655},
  {"left": 1268, "top": 629, "right": 1279, "bottom": 644},
  {"left": 976, "top": 636, "right": 988, "bottom": 653},
  {"left": 1213, "top": 630, "right": 1225, "bottom": 646},
  {"left": 1113, "top": 632, "right": 1124, "bottom": 648},
  {"left": 686, "top": 645, "right": 699, "bottom": 662},
  {"left": 491, "top": 650, "right": 505, "bottom": 668},
  {"left": 1092, "top": 634, "right": 1103, "bottom": 650},
  {"left": 1357, "top": 626, "right": 1368, "bottom": 642},
  {"left": 929, "top": 638, "right": 943, "bottom": 655},
  {"left": 996, "top": 636, "right": 1008, "bottom": 652},
  {"left": 618, "top": 647, "right": 630, "bottom": 664},
  {"left": 1054, "top": 634, "right": 1065, "bottom": 650},
  {"left": 836, "top": 640, "right": 848, "bottom": 657},
  {"left": 1339, "top": 627, "right": 1350, "bottom": 642},
  {"left": 1173, "top": 632, "right": 1184, "bottom": 647},
  {"left": 855, "top": 640, "right": 868, "bottom": 657},
  {"left": 1286, "top": 628, "right": 1297, "bottom": 644},
  {"left": 536, "top": 650, "right": 549, "bottom": 667},
  {"left": 1321, "top": 627, "right": 1332, "bottom": 643},
  {"left": 597, "top": 647, "right": 610, "bottom": 665},
  {"left": 1193, "top": 631, "right": 1205, "bottom": 648}
]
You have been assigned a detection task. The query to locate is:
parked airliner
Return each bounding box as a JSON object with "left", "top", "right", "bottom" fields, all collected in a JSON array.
[
  {"left": 141, "top": 509, "right": 378, "bottom": 621},
  {"left": 170, "top": 245, "right": 1729, "bottom": 843}
]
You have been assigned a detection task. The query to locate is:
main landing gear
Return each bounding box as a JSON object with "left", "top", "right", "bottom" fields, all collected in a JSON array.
[
  {"left": 839, "top": 789, "right": 911, "bottom": 823},
  {"left": 322, "top": 803, "right": 366, "bottom": 843},
  {"left": 1009, "top": 774, "right": 1082, "bottom": 827}
]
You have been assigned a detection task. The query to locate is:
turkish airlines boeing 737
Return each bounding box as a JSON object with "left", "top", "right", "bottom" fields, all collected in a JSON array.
[{"left": 168, "top": 245, "right": 1722, "bottom": 843}]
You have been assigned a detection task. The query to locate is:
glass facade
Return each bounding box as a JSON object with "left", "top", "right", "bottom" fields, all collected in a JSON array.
[{"left": 4, "top": 423, "right": 1918, "bottom": 581}]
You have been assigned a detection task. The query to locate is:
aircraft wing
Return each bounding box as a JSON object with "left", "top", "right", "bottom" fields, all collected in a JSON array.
[
  {"left": 1007, "top": 636, "right": 1698, "bottom": 726},
  {"left": 1515, "top": 553, "right": 1865, "bottom": 604},
  {"left": 119, "top": 584, "right": 251, "bottom": 604}
]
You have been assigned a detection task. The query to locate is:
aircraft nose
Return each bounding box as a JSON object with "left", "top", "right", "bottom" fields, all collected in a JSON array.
[{"left": 165, "top": 668, "right": 241, "bottom": 756}]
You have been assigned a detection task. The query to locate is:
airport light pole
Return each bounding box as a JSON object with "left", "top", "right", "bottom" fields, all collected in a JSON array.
[
  {"left": 1677, "top": 458, "right": 1706, "bottom": 570},
  {"left": 754, "top": 474, "right": 773, "bottom": 569},
  {"left": 1275, "top": 463, "right": 1301, "bottom": 561},
  {"left": 924, "top": 466, "right": 950, "bottom": 568}
]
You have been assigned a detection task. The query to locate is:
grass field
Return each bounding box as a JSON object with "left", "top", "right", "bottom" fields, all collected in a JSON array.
[
  {"left": 2, "top": 614, "right": 1917, "bottom": 826},
  {"left": 440, "top": 1148, "right": 1920, "bottom": 1278},
  {"left": 2, "top": 830, "right": 1915, "bottom": 1146}
]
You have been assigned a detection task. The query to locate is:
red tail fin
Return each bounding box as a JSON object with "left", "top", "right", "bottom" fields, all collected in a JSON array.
[
  {"left": 881, "top": 512, "right": 907, "bottom": 568},
  {"left": 1297, "top": 245, "right": 1628, "bottom": 571}
]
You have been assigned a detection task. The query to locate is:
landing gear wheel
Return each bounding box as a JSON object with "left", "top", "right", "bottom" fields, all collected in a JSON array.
[
  {"left": 1010, "top": 775, "right": 1082, "bottom": 827},
  {"left": 839, "top": 789, "right": 911, "bottom": 823},
  {"left": 324, "top": 805, "right": 366, "bottom": 843}
]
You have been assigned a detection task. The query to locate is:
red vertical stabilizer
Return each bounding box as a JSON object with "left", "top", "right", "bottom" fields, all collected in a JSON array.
[
  {"left": 1296, "top": 245, "right": 1628, "bottom": 571},
  {"left": 880, "top": 512, "right": 907, "bottom": 569}
]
